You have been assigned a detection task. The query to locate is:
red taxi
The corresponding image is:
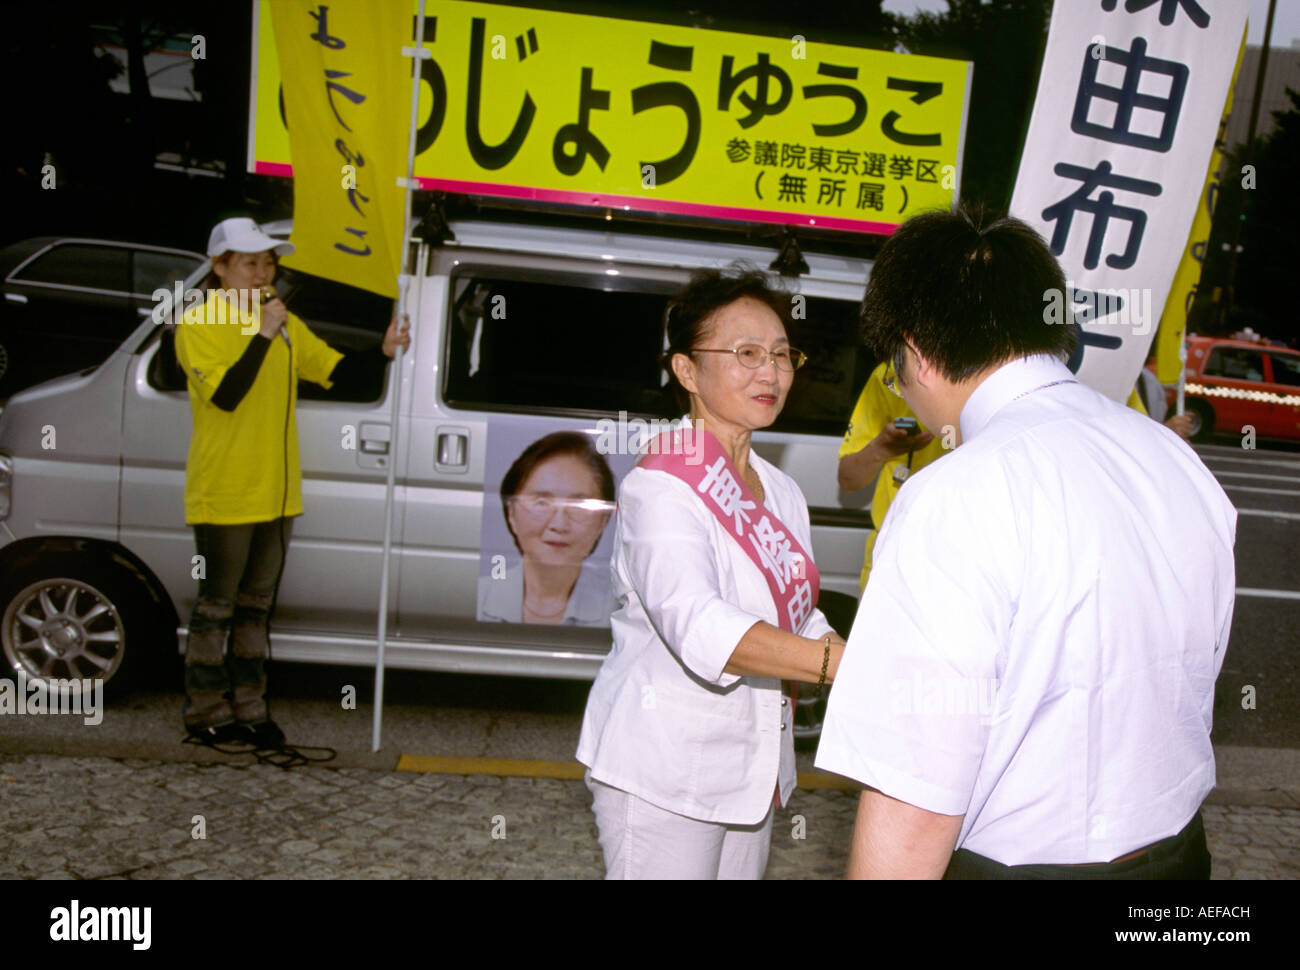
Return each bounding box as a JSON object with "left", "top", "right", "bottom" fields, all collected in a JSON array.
[{"left": 1174, "top": 335, "right": 1300, "bottom": 442}]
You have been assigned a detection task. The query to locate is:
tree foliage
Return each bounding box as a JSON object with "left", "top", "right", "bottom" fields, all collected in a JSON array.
[
  {"left": 889, "top": 0, "right": 1054, "bottom": 209},
  {"left": 1216, "top": 89, "right": 1300, "bottom": 345}
]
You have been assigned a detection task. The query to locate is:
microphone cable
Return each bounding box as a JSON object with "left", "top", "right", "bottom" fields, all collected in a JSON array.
[
  {"left": 242, "top": 284, "right": 337, "bottom": 768},
  {"left": 182, "top": 284, "right": 335, "bottom": 767}
]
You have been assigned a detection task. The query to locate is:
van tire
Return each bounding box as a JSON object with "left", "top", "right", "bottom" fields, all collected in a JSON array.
[
  {"left": 794, "top": 589, "right": 859, "bottom": 749},
  {"left": 1185, "top": 398, "right": 1216, "bottom": 443},
  {"left": 0, "top": 555, "right": 157, "bottom": 702}
]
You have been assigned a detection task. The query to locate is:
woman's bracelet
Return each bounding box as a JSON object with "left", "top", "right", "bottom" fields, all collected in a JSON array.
[{"left": 818, "top": 634, "right": 832, "bottom": 689}]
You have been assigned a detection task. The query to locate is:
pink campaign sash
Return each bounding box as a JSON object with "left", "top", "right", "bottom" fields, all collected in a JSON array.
[{"left": 639, "top": 427, "right": 820, "bottom": 633}]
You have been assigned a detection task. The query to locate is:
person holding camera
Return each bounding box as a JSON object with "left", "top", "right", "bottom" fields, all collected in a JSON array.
[{"left": 836, "top": 360, "right": 948, "bottom": 590}]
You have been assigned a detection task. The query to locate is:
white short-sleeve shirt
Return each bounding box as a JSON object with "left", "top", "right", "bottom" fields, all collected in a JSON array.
[
  {"left": 815, "top": 354, "right": 1237, "bottom": 866},
  {"left": 576, "top": 437, "right": 834, "bottom": 826}
]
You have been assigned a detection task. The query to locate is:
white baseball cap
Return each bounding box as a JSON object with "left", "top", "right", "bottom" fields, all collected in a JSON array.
[{"left": 206, "top": 217, "right": 295, "bottom": 258}]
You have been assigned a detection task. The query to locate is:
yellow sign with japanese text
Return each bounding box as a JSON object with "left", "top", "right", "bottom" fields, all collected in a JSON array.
[
  {"left": 250, "top": 0, "right": 971, "bottom": 234},
  {"left": 1153, "top": 30, "right": 1245, "bottom": 384},
  {"left": 268, "top": 0, "right": 409, "bottom": 297}
]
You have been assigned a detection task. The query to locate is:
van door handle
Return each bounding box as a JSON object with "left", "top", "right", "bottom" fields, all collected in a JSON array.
[
  {"left": 436, "top": 426, "right": 469, "bottom": 474},
  {"left": 357, "top": 422, "right": 391, "bottom": 470},
  {"left": 5, "top": 293, "right": 27, "bottom": 304}
]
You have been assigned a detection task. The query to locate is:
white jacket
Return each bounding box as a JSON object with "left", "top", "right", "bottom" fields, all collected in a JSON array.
[{"left": 576, "top": 446, "right": 834, "bottom": 825}]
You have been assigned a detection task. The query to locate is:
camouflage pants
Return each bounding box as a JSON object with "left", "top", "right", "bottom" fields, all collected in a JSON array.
[{"left": 183, "top": 518, "right": 292, "bottom": 730}]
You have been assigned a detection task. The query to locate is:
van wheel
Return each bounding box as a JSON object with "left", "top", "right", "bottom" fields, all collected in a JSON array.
[
  {"left": 793, "top": 688, "right": 828, "bottom": 751},
  {"left": 794, "top": 589, "right": 858, "bottom": 748},
  {"left": 1185, "top": 398, "right": 1216, "bottom": 443},
  {"left": 0, "top": 556, "right": 154, "bottom": 701}
]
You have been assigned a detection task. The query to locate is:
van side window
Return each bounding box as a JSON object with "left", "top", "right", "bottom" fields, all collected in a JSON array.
[
  {"left": 147, "top": 267, "right": 394, "bottom": 403},
  {"left": 278, "top": 266, "right": 394, "bottom": 404},
  {"left": 774, "top": 296, "right": 875, "bottom": 436},
  {"left": 1205, "top": 348, "right": 1264, "bottom": 383},
  {"left": 443, "top": 274, "right": 675, "bottom": 417},
  {"left": 443, "top": 273, "right": 872, "bottom": 436}
]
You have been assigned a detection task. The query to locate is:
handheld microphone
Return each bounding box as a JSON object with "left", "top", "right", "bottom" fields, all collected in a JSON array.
[{"left": 260, "top": 285, "right": 290, "bottom": 346}]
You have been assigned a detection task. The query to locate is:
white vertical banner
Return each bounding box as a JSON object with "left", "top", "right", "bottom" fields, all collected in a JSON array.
[{"left": 1010, "top": 0, "right": 1249, "bottom": 402}]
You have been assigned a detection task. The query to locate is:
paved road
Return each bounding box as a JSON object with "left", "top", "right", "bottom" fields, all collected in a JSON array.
[
  {"left": 1, "top": 752, "right": 1296, "bottom": 880},
  {"left": 1195, "top": 439, "right": 1300, "bottom": 747},
  {"left": 2, "top": 661, "right": 1297, "bottom": 879}
]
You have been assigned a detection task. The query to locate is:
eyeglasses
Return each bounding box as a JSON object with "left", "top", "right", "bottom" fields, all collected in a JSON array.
[
  {"left": 883, "top": 350, "right": 907, "bottom": 397},
  {"left": 883, "top": 367, "right": 902, "bottom": 397},
  {"left": 692, "top": 344, "right": 808, "bottom": 371},
  {"left": 507, "top": 495, "right": 615, "bottom": 519}
]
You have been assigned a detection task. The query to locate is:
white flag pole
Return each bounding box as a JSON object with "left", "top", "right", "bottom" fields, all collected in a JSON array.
[
  {"left": 372, "top": 0, "right": 429, "bottom": 753},
  {"left": 1176, "top": 340, "right": 1187, "bottom": 417}
]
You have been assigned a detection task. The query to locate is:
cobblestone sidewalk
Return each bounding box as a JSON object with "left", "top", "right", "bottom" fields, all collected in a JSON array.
[{"left": 1, "top": 754, "right": 1295, "bottom": 879}]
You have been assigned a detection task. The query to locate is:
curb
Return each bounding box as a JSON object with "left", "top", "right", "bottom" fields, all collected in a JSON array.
[{"left": 1204, "top": 787, "right": 1300, "bottom": 810}]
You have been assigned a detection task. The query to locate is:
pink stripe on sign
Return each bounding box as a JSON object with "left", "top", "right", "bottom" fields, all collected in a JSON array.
[
  {"left": 638, "top": 427, "right": 820, "bottom": 634},
  {"left": 424, "top": 177, "right": 898, "bottom": 235},
  {"left": 249, "top": 161, "right": 898, "bottom": 235}
]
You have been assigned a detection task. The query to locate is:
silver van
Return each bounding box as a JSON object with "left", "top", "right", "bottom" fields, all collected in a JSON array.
[{"left": 0, "top": 215, "right": 875, "bottom": 709}]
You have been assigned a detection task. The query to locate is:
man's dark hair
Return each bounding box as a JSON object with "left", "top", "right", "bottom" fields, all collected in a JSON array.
[
  {"left": 662, "top": 263, "right": 795, "bottom": 411},
  {"left": 860, "top": 204, "right": 1075, "bottom": 382}
]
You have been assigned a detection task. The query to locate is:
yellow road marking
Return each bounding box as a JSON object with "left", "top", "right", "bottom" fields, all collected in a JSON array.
[
  {"left": 397, "top": 755, "right": 585, "bottom": 779},
  {"left": 798, "top": 772, "right": 862, "bottom": 791},
  {"left": 396, "top": 754, "right": 862, "bottom": 791}
]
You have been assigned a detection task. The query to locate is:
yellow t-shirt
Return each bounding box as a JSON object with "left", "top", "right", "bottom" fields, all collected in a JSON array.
[
  {"left": 838, "top": 361, "right": 948, "bottom": 590},
  {"left": 174, "top": 290, "right": 344, "bottom": 525},
  {"left": 1125, "top": 386, "right": 1148, "bottom": 417}
]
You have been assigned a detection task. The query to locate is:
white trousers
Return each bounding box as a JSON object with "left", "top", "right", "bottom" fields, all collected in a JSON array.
[{"left": 585, "top": 770, "right": 774, "bottom": 879}]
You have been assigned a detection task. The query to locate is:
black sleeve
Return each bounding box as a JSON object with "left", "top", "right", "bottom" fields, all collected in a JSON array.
[
  {"left": 210, "top": 336, "right": 273, "bottom": 412},
  {"left": 327, "top": 345, "right": 388, "bottom": 398}
]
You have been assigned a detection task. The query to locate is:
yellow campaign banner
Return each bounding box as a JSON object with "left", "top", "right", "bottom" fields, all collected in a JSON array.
[
  {"left": 251, "top": 0, "right": 972, "bottom": 234},
  {"left": 266, "top": 1, "right": 410, "bottom": 298},
  {"left": 1154, "top": 29, "right": 1246, "bottom": 384}
]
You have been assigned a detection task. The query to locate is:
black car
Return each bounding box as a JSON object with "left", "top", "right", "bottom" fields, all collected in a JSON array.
[{"left": 0, "top": 237, "right": 203, "bottom": 398}]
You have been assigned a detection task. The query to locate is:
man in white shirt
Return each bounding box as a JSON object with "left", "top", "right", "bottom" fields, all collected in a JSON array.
[{"left": 815, "top": 206, "right": 1237, "bottom": 879}]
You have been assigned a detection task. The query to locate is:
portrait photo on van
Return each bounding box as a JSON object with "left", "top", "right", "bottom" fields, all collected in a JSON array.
[{"left": 477, "top": 423, "right": 633, "bottom": 627}]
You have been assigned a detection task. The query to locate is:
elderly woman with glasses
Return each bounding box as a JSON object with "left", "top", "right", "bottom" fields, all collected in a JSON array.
[{"left": 576, "top": 265, "right": 847, "bottom": 879}]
